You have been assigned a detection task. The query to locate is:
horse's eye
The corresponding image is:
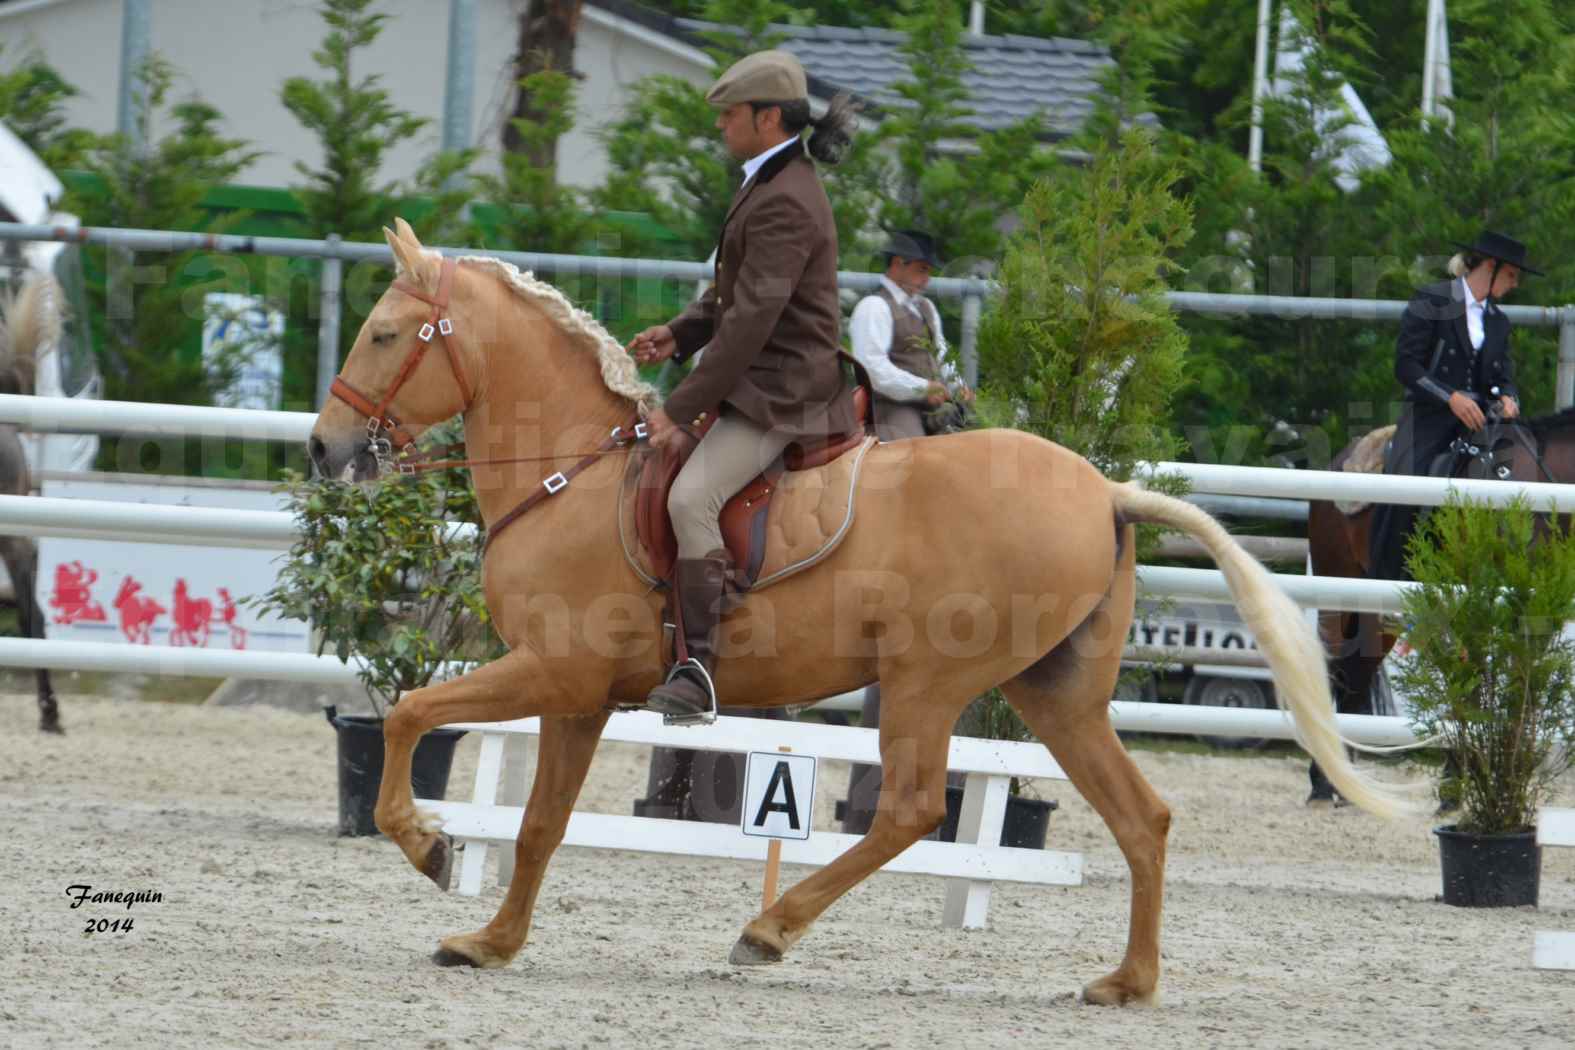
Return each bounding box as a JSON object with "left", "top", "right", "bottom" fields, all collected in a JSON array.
[{"left": 371, "top": 329, "right": 396, "bottom": 346}]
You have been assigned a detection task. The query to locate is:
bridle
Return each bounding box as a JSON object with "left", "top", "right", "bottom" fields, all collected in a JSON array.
[
  {"left": 329, "top": 255, "right": 475, "bottom": 472},
  {"left": 325, "top": 253, "right": 651, "bottom": 549}
]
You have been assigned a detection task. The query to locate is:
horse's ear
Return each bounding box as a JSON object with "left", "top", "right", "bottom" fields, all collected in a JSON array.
[
  {"left": 393, "top": 216, "right": 422, "bottom": 249},
  {"left": 384, "top": 226, "right": 415, "bottom": 276}
]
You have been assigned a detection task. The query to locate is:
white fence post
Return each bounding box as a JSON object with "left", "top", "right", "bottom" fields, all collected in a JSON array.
[{"left": 941, "top": 773, "right": 1012, "bottom": 928}]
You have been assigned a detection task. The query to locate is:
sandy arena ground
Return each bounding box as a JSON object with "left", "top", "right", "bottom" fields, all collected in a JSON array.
[{"left": 2, "top": 690, "right": 1573, "bottom": 1050}]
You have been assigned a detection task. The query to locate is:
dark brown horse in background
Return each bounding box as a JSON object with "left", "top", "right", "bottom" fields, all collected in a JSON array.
[
  {"left": 0, "top": 273, "right": 63, "bottom": 733},
  {"left": 1309, "top": 408, "right": 1575, "bottom": 734}
]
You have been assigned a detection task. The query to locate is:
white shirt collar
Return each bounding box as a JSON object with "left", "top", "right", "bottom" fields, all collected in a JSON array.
[
  {"left": 880, "top": 275, "right": 922, "bottom": 307},
  {"left": 741, "top": 136, "right": 799, "bottom": 185},
  {"left": 1460, "top": 275, "right": 1487, "bottom": 313}
]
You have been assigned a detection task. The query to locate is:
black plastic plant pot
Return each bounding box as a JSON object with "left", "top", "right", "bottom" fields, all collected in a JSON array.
[
  {"left": 1434, "top": 824, "right": 1541, "bottom": 908},
  {"left": 325, "top": 705, "right": 466, "bottom": 837},
  {"left": 936, "top": 785, "right": 1058, "bottom": 849}
]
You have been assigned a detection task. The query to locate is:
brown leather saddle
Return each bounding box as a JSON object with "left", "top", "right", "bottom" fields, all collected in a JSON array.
[{"left": 635, "top": 382, "right": 871, "bottom": 588}]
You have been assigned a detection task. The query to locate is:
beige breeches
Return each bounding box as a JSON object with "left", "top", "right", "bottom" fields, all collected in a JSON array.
[{"left": 668, "top": 413, "right": 794, "bottom": 559}]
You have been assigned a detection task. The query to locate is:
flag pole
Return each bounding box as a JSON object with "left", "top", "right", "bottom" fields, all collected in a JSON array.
[
  {"left": 1421, "top": 0, "right": 1441, "bottom": 123},
  {"left": 1248, "top": 0, "right": 1274, "bottom": 172}
]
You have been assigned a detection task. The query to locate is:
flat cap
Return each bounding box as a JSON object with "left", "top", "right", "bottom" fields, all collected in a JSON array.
[{"left": 706, "top": 50, "right": 807, "bottom": 108}]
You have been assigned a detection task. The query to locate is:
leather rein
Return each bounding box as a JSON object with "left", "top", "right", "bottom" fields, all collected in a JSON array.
[{"left": 327, "top": 254, "right": 648, "bottom": 551}]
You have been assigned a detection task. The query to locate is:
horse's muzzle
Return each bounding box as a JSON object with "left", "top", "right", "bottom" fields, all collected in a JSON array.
[{"left": 307, "top": 432, "right": 379, "bottom": 482}]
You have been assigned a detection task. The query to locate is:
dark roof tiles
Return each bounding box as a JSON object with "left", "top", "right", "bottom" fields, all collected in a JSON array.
[{"left": 656, "top": 7, "right": 1120, "bottom": 140}]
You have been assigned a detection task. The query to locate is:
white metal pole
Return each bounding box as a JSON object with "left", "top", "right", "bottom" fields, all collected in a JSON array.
[
  {"left": 1421, "top": 0, "right": 1440, "bottom": 122},
  {"left": 443, "top": 0, "right": 478, "bottom": 154},
  {"left": 1247, "top": 0, "right": 1274, "bottom": 172},
  {"left": 116, "top": 0, "right": 153, "bottom": 153},
  {"left": 1559, "top": 311, "right": 1575, "bottom": 410},
  {"left": 316, "top": 236, "right": 343, "bottom": 410},
  {"left": 960, "top": 292, "right": 982, "bottom": 388}
]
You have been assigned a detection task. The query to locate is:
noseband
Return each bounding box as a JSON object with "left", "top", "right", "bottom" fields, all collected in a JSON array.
[{"left": 329, "top": 255, "right": 474, "bottom": 468}]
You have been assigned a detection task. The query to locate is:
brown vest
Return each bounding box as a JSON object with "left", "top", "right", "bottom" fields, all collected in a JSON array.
[{"left": 872, "top": 285, "right": 941, "bottom": 429}]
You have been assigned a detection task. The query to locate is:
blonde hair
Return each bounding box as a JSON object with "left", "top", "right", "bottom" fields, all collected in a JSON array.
[{"left": 1448, "top": 251, "right": 1491, "bottom": 278}]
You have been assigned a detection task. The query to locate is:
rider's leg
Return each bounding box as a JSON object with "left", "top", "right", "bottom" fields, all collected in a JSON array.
[{"left": 649, "top": 414, "right": 793, "bottom": 719}]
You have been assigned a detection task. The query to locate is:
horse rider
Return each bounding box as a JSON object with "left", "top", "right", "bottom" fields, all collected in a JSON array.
[
  {"left": 848, "top": 229, "right": 975, "bottom": 441},
  {"left": 1367, "top": 231, "right": 1539, "bottom": 581},
  {"left": 626, "top": 50, "right": 860, "bottom": 723}
]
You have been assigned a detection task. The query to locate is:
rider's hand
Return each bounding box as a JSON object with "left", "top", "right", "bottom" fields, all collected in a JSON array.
[
  {"left": 924, "top": 381, "right": 949, "bottom": 407},
  {"left": 957, "top": 385, "right": 976, "bottom": 404},
  {"left": 645, "top": 407, "right": 681, "bottom": 451},
  {"left": 1449, "top": 391, "right": 1486, "bottom": 431},
  {"left": 628, "top": 325, "right": 676, "bottom": 365},
  {"left": 1500, "top": 395, "right": 1520, "bottom": 420}
]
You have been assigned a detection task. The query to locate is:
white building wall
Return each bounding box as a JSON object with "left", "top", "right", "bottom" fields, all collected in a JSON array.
[{"left": 0, "top": 0, "right": 713, "bottom": 194}]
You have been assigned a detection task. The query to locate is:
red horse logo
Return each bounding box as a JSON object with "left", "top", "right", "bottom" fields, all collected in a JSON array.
[
  {"left": 113, "top": 577, "right": 165, "bottom": 645},
  {"left": 216, "top": 588, "right": 247, "bottom": 650},
  {"left": 49, "top": 561, "right": 107, "bottom": 624},
  {"left": 169, "top": 579, "right": 214, "bottom": 648}
]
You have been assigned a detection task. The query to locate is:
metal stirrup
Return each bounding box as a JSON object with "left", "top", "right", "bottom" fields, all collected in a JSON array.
[{"left": 660, "top": 658, "right": 718, "bottom": 727}]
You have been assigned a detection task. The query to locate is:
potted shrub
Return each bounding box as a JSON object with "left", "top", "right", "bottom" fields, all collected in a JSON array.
[
  {"left": 1394, "top": 494, "right": 1575, "bottom": 907},
  {"left": 251, "top": 424, "right": 504, "bottom": 836}
]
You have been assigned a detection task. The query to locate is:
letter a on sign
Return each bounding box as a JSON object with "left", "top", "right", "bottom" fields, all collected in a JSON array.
[{"left": 742, "top": 752, "right": 816, "bottom": 841}]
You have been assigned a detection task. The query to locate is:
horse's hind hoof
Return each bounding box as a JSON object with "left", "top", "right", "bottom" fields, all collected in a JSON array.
[
  {"left": 728, "top": 935, "right": 782, "bottom": 966},
  {"left": 421, "top": 833, "right": 455, "bottom": 891},
  {"left": 432, "top": 946, "right": 481, "bottom": 968}
]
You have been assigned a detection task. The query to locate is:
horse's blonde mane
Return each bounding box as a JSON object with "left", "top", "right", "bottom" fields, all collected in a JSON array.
[
  {"left": 0, "top": 272, "right": 60, "bottom": 393},
  {"left": 431, "top": 253, "right": 658, "bottom": 413}
]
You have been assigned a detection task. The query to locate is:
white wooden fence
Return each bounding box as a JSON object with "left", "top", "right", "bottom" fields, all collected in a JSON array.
[
  {"left": 1534, "top": 807, "right": 1575, "bottom": 971},
  {"left": 422, "top": 710, "right": 1077, "bottom": 928}
]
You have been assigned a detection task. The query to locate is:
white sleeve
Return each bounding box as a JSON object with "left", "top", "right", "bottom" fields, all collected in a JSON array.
[
  {"left": 850, "top": 296, "right": 933, "bottom": 403},
  {"left": 923, "top": 299, "right": 964, "bottom": 387}
]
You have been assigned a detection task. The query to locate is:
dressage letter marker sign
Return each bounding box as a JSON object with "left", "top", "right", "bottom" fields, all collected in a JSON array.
[{"left": 743, "top": 751, "right": 816, "bottom": 841}]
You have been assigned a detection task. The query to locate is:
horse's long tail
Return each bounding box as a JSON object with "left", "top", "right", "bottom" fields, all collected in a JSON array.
[
  {"left": 1109, "top": 480, "right": 1420, "bottom": 819},
  {"left": 0, "top": 272, "right": 62, "bottom": 392}
]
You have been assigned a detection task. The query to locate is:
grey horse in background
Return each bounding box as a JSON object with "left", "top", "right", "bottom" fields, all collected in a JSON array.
[{"left": 0, "top": 272, "right": 63, "bottom": 733}]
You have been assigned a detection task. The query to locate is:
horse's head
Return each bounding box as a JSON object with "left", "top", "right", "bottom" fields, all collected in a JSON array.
[{"left": 309, "top": 218, "right": 478, "bottom": 481}]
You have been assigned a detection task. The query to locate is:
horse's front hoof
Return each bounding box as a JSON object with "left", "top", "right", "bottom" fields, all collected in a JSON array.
[
  {"left": 40, "top": 721, "right": 64, "bottom": 736},
  {"left": 432, "top": 946, "right": 481, "bottom": 968},
  {"left": 728, "top": 934, "right": 783, "bottom": 966},
  {"left": 1081, "top": 970, "right": 1156, "bottom": 1007},
  {"left": 434, "top": 931, "right": 513, "bottom": 969},
  {"left": 420, "top": 833, "right": 454, "bottom": 891}
]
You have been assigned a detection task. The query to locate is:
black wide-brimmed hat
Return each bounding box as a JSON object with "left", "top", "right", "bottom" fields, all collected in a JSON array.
[
  {"left": 881, "top": 229, "right": 942, "bottom": 267},
  {"left": 1454, "top": 231, "right": 1543, "bottom": 276}
]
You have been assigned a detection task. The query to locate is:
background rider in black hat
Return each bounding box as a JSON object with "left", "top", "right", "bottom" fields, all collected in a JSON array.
[
  {"left": 848, "top": 230, "right": 973, "bottom": 441},
  {"left": 1367, "top": 231, "right": 1539, "bottom": 582}
]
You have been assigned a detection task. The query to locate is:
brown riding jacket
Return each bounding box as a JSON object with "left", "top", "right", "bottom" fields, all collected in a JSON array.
[{"left": 664, "top": 142, "right": 857, "bottom": 438}]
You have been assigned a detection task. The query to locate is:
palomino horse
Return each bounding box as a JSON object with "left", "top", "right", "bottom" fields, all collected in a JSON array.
[
  {"left": 0, "top": 273, "right": 63, "bottom": 733},
  {"left": 308, "top": 220, "right": 1412, "bottom": 1006}
]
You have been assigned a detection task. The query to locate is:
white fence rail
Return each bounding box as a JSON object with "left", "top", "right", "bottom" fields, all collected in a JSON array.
[
  {"left": 0, "top": 637, "right": 1421, "bottom": 746},
  {"left": 3, "top": 394, "right": 1572, "bottom": 511},
  {"left": 2, "top": 392, "right": 1552, "bottom": 744}
]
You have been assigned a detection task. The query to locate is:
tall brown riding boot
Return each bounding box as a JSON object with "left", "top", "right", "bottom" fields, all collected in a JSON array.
[{"left": 647, "top": 549, "right": 734, "bottom": 725}]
